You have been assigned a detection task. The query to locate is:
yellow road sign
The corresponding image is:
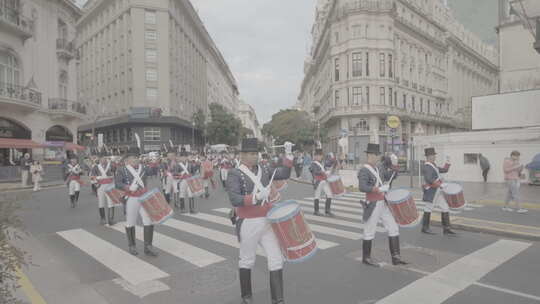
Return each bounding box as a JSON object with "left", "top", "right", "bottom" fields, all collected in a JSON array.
[{"left": 387, "top": 116, "right": 401, "bottom": 129}]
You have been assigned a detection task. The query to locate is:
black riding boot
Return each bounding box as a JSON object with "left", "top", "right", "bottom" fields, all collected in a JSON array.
[
  {"left": 108, "top": 207, "right": 115, "bottom": 226},
  {"left": 99, "top": 207, "right": 106, "bottom": 225},
  {"left": 165, "top": 193, "right": 171, "bottom": 204},
  {"left": 125, "top": 226, "right": 137, "bottom": 255},
  {"left": 205, "top": 186, "right": 210, "bottom": 198},
  {"left": 69, "top": 195, "right": 75, "bottom": 208},
  {"left": 239, "top": 268, "right": 253, "bottom": 304},
  {"left": 421, "top": 212, "right": 436, "bottom": 234},
  {"left": 325, "top": 198, "right": 334, "bottom": 217},
  {"left": 75, "top": 191, "right": 80, "bottom": 203},
  {"left": 144, "top": 225, "right": 158, "bottom": 257},
  {"left": 442, "top": 212, "right": 457, "bottom": 236},
  {"left": 270, "top": 269, "right": 284, "bottom": 304},
  {"left": 180, "top": 198, "right": 187, "bottom": 213},
  {"left": 389, "top": 236, "right": 408, "bottom": 265},
  {"left": 362, "top": 239, "right": 379, "bottom": 267},
  {"left": 189, "top": 198, "right": 197, "bottom": 214},
  {"left": 314, "top": 199, "right": 322, "bottom": 216}
]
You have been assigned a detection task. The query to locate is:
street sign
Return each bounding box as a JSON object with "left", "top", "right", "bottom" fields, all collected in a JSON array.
[{"left": 387, "top": 116, "right": 401, "bottom": 129}]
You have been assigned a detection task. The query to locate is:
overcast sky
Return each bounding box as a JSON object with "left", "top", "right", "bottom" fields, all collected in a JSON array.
[{"left": 77, "top": 0, "right": 315, "bottom": 123}]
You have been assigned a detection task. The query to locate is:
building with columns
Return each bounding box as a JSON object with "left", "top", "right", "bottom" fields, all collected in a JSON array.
[
  {"left": 0, "top": 0, "right": 83, "bottom": 166},
  {"left": 76, "top": 0, "right": 239, "bottom": 153},
  {"left": 297, "top": 0, "right": 498, "bottom": 163},
  {"left": 238, "top": 100, "right": 262, "bottom": 140}
]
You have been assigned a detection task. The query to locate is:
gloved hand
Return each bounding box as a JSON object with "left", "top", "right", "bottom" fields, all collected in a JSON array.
[
  {"left": 440, "top": 183, "right": 448, "bottom": 189},
  {"left": 379, "top": 184, "right": 390, "bottom": 193},
  {"left": 129, "top": 184, "right": 138, "bottom": 192},
  {"left": 255, "top": 187, "right": 270, "bottom": 203},
  {"left": 284, "top": 141, "right": 294, "bottom": 155}
]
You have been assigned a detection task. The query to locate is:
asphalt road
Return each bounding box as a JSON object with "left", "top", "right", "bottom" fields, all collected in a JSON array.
[{"left": 9, "top": 178, "right": 540, "bottom": 304}]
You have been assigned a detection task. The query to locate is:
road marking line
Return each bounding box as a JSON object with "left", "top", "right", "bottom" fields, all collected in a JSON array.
[
  {"left": 112, "top": 278, "right": 170, "bottom": 299},
  {"left": 17, "top": 267, "right": 47, "bottom": 304},
  {"left": 338, "top": 195, "right": 484, "bottom": 208},
  {"left": 298, "top": 200, "right": 362, "bottom": 214},
  {"left": 57, "top": 229, "right": 169, "bottom": 286},
  {"left": 183, "top": 212, "right": 339, "bottom": 248},
  {"left": 109, "top": 224, "right": 226, "bottom": 267},
  {"left": 302, "top": 199, "right": 461, "bottom": 214},
  {"left": 375, "top": 239, "right": 531, "bottom": 304}
]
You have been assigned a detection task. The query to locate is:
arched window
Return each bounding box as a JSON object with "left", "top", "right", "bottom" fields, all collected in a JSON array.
[{"left": 0, "top": 50, "right": 21, "bottom": 87}]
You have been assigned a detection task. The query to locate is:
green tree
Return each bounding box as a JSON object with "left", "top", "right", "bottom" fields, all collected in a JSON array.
[
  {"left": 262, "top": 109, "right": 319, "bottom": 149},
  {"left": 206, "top": 103, "right": 243, "bottom": 146},
  {"left": 1, "top": 195, "right": 29, "bottom": 304}
]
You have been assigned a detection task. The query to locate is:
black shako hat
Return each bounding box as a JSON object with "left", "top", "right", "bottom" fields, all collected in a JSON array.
[
  {"left": 425, "top": 147, "right": 437, "bottom": 156},
  {"left": 240, "top": 138, "right": 259, "bottom": 152},
  {"left": 365, "top": 143, "right": 381, "bottom": 155}
]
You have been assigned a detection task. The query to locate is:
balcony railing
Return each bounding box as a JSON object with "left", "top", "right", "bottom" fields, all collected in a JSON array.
[
  {"left": 0, "top": 82, "right": 42, "bottom": 106},
  {"left": 0, "top": 6, "right": 34, "bottom": 38},
  {"left": 56, "top": 38, "right": 76, "bottom": 59},
  {"left": 48, "top": 98, "right": 87, "bottom": 115}
]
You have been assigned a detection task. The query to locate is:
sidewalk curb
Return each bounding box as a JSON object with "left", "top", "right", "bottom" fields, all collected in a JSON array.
[
  {"left": 0, "top": 182, "right": 65, "bottom": 193},
  {"left": 472, "top": 199, "right": 540, "bottom": 211}
]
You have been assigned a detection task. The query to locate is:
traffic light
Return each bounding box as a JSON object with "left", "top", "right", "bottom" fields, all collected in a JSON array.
[{"left": 535, "top": 18, "right": 540, "bottom": 54}]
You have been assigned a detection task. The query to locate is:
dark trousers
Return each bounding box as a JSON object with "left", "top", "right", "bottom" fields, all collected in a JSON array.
[
  {"left": 482, "top": 168, "right": 489, "bottom": 182},
  {"left": 294, "top": 165, "right": 302, "bottom": 178}
]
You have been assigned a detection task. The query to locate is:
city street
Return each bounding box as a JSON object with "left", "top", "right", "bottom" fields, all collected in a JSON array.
[{"left": 9, "top": 179, "right": 540, "bottom": 304}]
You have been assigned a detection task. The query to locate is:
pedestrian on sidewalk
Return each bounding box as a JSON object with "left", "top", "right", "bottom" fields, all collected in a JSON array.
[
  {"left": 30, "top": 160, "right": 43, "bottom": 191},
  {"left": 479, "top": 154, "right": 490, "bottom": 183},
  {"left": 293, "top": 151, "right": 304, "bottom": 178},
  {"left": 502, "top": 151, "right": 527, "bottom": 213},
  {"left": 20, "top": 153, "right": 32, "bottom": 187}
]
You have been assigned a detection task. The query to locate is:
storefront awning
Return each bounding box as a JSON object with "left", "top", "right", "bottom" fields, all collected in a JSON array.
[{"left": 0, "top": 138, "right": 44, "bottom": 149}]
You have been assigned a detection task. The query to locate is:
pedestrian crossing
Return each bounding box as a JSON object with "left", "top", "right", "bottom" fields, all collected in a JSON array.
[{"left": 53, "top": 190, "right": 487, "bottom": 298}]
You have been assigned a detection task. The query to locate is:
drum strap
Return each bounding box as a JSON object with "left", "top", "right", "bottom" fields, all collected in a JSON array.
[
  {"left": 126, "top": 165, "right": 144, "bottom": 189},
  {"left": 313, "top": 161, "right": 324, "bottom": 171},
  {"left": 363, "top": 164, "right": 383, "bottom": 187},
  {"left": 98, "top": 162, "right": 111, "bottom": 178},
  {"left": 426, "top": 162, "right": 441, "bottom": 181},
  {"left": 238, "top": 164, "right": 263, "bottom": 192},
  {"left": 179, "top": 162, "right": 189, "bottom": 175}
]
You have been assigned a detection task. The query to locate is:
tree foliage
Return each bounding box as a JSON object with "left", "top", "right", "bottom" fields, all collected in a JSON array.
[
  {"left": 262, "top": 109, "right": 319, "bottom": 149},
  {"left": 192, "top": 109, "right": 206, "bottom": 137},
  {"left": 1, "top": 195, "right": 29, "bottom": 304},
  {"left": 206, "top": 103, "right": 243, "bottom": 146}
]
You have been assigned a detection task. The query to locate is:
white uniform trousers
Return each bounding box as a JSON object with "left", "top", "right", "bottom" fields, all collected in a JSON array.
[
  {"left": 178, "top": 179, "right": 193, "bottom": 198},
  {"left": 314, "top": 180, "right": 332, "bottom": 200},
  {"left": 125, "top": 196, "right": 152, "bottom": 227},
  {"left": 96, "top": 183, "right": 114, "bottom": 208},
  {"left": 423, "top": 188, "right": 450, "bottom": 213},
  {"left": 363, "top": 200, "right": 399, "bottom": 241},
  {"left": 239, "top": 217, "right": 283, "bottom": 271},
  {"left": 202, "top": 178, "right": 210, "bottom": 188},
  {"left": 220, "top": 168, "right": 228, "bottom": 182},
  {"left": 68, "top": 180, "right": 80, "bottom": 195},
  {"left": 164, "top": 175, "right": 178, "bottom": 195}
]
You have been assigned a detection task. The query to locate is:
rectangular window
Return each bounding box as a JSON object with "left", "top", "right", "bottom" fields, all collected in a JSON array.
[
  {"left": 352, "top": 87, "right": 362, "bottom": 105},
  {"left": 379, "top": 53, "right": 386, "bottom": 77},
  {"left": 146, "top": 69, "right": 157, "bottom": 81},
  {"left": 144, "top": 127, "right": 161, "bottom": 141},
  {"left": 379, "top": 119, "right": 387, "bottom": 132},
  {"left": 420, "top": 98, "right": 423, "bottom": 113},
  {"left": 145, "top": 49, "right": 157, "bottom": 62},
  {"left": 145, "top": 30, "right": 157, "bottom": 41},
  {"left": 144, "top": 11, "right": 156, "bottom": 24},
  {"left": 412, "top": 96, "right": 416, "bottom": 111},
  {"left": 365, "top": 86, "right": 370, "bottom": 105},
  {"left": 464, "top": 153, "right": 478, "bottom": 165},
  {"left": 394, "top": 91, "right": 397, "bottom": 106},
  {"left": 388, "top": 54, "right": 393, "bottom": 78},
  {"left": 389, "top": 88, "right": 393, "bottom": 106},
  {"left": 427, "top": 100, "right": 431, "bottom": 113},
  {"left": 357, "top": 120, "right": 369, "bottom": 131},
  {"left": 334, "top": 58, "right": 340, "bottom": 82},
  {"left": 380, "top": 87, "right": 385, "bottom": 105},
  {"left": 146, "top": 87, "right": 157, "bottom": 101},
  {"left": 334, "top": 90, "right": 340, "bottom": 107},
  {"left": 352, "top": 52, "right": 362, "bottom": 77},
  {"left": 365, "top": 52, "right": 370, "bottom": 76},
  {"left": 403, "top": 94, "right": 407, "bottom": 108}
]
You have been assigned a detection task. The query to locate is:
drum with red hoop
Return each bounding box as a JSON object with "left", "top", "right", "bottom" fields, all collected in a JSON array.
[
  {"left": 272, "top": 180, "right": 288, "bottom": 192},
  {"left": 138, "top": 188, "right": 174, "bottom": 224},
  {"left": 202, "top": 161, "right": 214, "bottom": 179},
  {"left": 327, "top": 175, "right": 345, "bottom": 197},
  {"left": 385, "top": 188, "right": 420, "bottom": 227},
  {"left": 266, "top": 200, "right": 318, "bottom": 263},
  {"left": 104, "top": 184, "right": 126, "bottom": 207},
  {"left": 442, "top": 183, "right": 466, "bottom": 210},
  {"left": 187, "top": 176, "right": 205, "bottom": 196}
]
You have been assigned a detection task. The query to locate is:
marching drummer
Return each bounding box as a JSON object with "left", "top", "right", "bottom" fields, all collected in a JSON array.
[
  {"left": 64, "top": 157, "right": 82, "bottom": 208},
  {"left": 309, "top": 149, "right": 334, "bottom": 217},
  {"left": 177, "top": 149, "right": 198, "bottom": 214},
  {"left": 200, "top": 154, "right": 214, "bottom": 198},
  {"left": 358, "top": 143, "right": 407, "bottom": 267},
  {"left": 161, "top": 152, "right": 179, "bottom": 205},
  {"left": 226, "top": 138, "right": 293, "bottom": 304},
  {"left": 90, "top": 154, "right": 116, "bottom": 225},
  {"left": 115, "top": 147, "right": 158, "bottom": 257},
  {"left": 420, "top": 148, "right": 456, "bottom": 236},
  {"left": 219, "top": 152, "right": 233, "bottom": 188}
]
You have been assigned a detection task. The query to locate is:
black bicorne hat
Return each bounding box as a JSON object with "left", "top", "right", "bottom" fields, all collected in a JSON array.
[
  {"left": 425, "top": 147, "right": 437, "bottom": 156},
  {"left": 240, "top": 138, "right": 259, "bottom": 152},
  {"left": 365, "top": 143, "right": 381, "bottom": 155}
]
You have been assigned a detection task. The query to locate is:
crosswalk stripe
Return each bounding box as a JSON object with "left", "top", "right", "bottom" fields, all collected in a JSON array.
[
  {"left": 57, "top": 229, "right": 169, "bottom": 286},
  {"left": 213, "top": 208, "right": 385, "bottom": 233},
  {"left": 183, "top": 212, "right": 341, "bottom": 247},
  {"left": 340, "top": 193, "right": 484, "bottom": 208},
  {"left": 375, "top": 239, "right": 531, "bottom": 304},
  {"left": 300, "top": 199, "right": 461, "bottom": 215},
  {"left": 298, "top": 200, "right": 362, "bottom": 214},
  {"left": 161, "top": 218, "right": 267, "bottom": 256},
  {"left": 109, "top": 224, "right": 226, "bottom": 268}
]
